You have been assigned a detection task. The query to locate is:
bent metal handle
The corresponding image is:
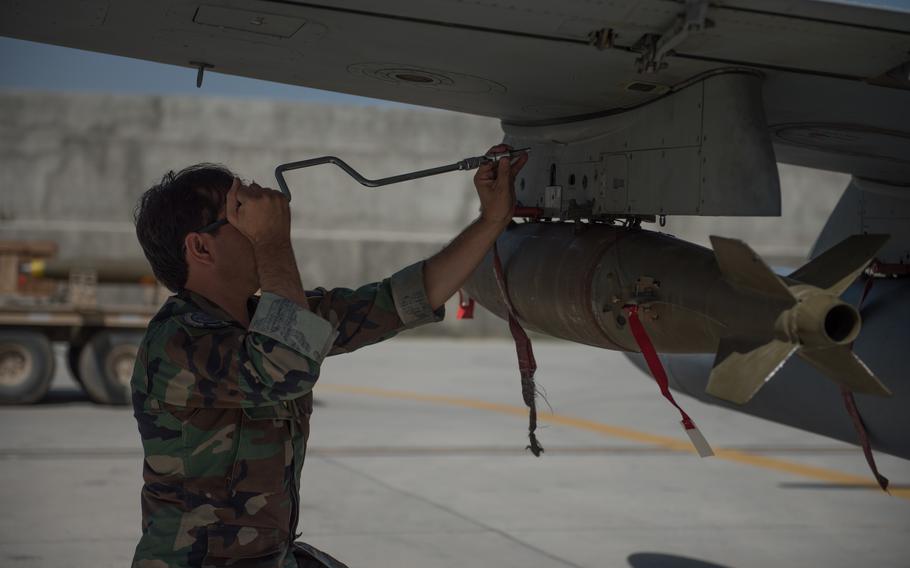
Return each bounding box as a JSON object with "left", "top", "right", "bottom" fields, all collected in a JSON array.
[{"left": 274, "top": 148, "right": 530, "bottom": 199}]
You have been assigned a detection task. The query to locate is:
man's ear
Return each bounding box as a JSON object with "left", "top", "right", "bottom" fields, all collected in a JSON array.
[{"left": 184, "top": 233, "right": 216, "bottom": 267}]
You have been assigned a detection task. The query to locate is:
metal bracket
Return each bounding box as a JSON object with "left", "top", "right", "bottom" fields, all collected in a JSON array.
[
  {"left": 636, "top": 0, "right": 711, "bottom": 74},
  {"left": 190, "top": 61, "right": 214, "bottom": 88},
  {"left": 588, "top": 28, "right": 615, "bottom": 51},
  {"left": 633, "top": 276, "right": 661, "bottom": 302}
]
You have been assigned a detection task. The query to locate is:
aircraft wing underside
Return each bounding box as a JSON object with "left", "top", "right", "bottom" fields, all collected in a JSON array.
[
  {"left": 3, "top": 1, "right": 910, "bottom": 180},
  {"left": 0, "top": 4, "right": 906, "bottom": 111}
]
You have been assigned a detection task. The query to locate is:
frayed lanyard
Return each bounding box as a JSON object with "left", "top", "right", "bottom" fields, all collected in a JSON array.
[
  {"left": 492, "top": 242, "right": 544, "bottom": 456},
  {"left": 844, "top": 263, "right": 889, "bottom": 492}
]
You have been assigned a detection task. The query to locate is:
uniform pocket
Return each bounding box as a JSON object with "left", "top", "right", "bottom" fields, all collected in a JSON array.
[{"left": 228, "top": 405, "right": 294, "bottom": 495}]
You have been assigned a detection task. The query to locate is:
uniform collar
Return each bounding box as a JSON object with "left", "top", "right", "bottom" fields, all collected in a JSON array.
[{"left": 177, "top": 288, "right": 260, "bottom": 327}]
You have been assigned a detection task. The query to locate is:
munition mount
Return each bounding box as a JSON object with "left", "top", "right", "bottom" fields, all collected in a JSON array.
[{"left": 505, "top": 71, "right": 781, "bottom": 221}]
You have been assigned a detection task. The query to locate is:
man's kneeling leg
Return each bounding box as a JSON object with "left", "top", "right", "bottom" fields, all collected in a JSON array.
[{"left": 292, "top": 542, "right": 350, "bottom": 568}]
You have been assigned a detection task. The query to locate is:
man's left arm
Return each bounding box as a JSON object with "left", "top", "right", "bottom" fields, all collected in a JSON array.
[
  {"left": 307, "top": 266, "right": 442, "bottom": 356},
  {"left": 423, "top": 144, "right": 527, "bottom": 310}
]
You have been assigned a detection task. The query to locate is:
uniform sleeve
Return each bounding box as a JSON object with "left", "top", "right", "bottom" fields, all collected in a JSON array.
[
  {"left": 143, "top": 294, "right": 335, "bottom": 408},
  {"left": 309, "top": 260, "right": 445, "bottom": 356}
]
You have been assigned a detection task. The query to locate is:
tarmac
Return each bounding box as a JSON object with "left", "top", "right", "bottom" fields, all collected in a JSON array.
[{"left": 0, "top": 337, "right": 908, "bottom": 568}]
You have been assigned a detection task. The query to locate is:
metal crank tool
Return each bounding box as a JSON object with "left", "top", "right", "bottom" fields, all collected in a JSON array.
[{"left": 274, "top": 147, "right": 530, "bottom": 198}]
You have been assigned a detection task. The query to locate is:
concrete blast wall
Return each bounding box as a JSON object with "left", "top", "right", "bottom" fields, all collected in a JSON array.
[{"left": 0, "top": 91, "right": 848, "bottom": 337}]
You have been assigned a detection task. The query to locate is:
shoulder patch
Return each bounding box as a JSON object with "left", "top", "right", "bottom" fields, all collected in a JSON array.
[{"left": 182, "top": 312, "right": 230, "bottom": 329}]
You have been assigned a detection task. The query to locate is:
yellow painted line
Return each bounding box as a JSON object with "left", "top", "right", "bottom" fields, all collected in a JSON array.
[{"left": 318, "top": 383, "right": 909, "bottom": 501}]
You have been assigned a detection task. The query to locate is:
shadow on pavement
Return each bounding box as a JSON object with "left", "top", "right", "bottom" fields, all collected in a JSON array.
[
  {"left": 37, "top": 387, "right": 93, "bottom": 405},
  {"left": 628, "top": 553, "right": 733, "bottom": 568}
]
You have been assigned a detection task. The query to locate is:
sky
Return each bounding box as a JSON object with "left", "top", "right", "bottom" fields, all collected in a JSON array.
[{"left": 0, "top": 36, "right": 403, "bottom": 106}]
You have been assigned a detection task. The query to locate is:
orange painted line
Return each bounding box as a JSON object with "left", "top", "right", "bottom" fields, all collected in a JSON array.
[{"left": 318, "top": 383, "right": 908, "bottom": 501}]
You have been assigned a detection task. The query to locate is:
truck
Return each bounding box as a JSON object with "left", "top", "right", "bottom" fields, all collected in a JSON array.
[{"left": 0, "top": 240, "right": 162, "bottom": 405}]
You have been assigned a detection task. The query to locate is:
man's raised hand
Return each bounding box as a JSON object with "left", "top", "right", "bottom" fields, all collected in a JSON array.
[
  {"left": 226, "top": 178, "right": 292, "bottom": 246},
  {"left": 473, "top": 144, "right": 529, "bottom": 227}
]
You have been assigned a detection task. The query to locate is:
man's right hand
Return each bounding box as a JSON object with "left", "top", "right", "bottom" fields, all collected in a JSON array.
[
  {"left": 225, "top": 177, "right": 309, "bottom": 309},
  {"left": 226, "top": 178, "right": 292, "bottom": 247},
  {"left": 227, "top": 178, "right": 309, "bottom": 309}
]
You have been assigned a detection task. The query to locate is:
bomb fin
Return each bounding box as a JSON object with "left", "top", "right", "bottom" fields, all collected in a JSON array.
[
  {"left": 787, "top": 234, "right": 889, "bottom": 295},
  {"left": 706, "top": 234, "right": 892, "bottom": 405},
  {"left": 710, "top": 236, "right": 795, "bottom": 304},
  {"left": 707, "top": 337, "right": 798, "bottom": 404},
  {"left": 799, "top": 346, "right": 892, "bottom": 396}
]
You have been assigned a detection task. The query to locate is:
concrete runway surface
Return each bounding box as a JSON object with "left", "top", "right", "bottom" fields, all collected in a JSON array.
[{"left": 0, "top": 338, "right": 907, "bottom": 568}]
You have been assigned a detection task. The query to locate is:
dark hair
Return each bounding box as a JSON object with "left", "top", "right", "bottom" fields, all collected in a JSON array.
[{"left": 134, "top": 164, "right": 235, "bottom": 292}]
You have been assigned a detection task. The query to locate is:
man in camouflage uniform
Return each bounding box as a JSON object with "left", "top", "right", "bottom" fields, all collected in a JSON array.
[{"left": 130, "top": 145, "right": 528, "bottom": 567}]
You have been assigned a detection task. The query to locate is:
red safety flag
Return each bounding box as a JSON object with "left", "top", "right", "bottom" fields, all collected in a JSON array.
[{"left": 624, "top": 305, "right": 714, "bottom": 458}]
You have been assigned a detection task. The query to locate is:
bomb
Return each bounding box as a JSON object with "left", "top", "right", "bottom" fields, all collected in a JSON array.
[{"left": 464, "top": 222, "right": 890, "bottom": 404}]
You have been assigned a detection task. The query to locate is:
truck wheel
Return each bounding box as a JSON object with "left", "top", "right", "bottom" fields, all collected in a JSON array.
[
  {"left": 0, "top": 330, "right": 55, "bottom": 404},
  {"left": 78, "top": 330, "right": 143, "bottom": 406}
]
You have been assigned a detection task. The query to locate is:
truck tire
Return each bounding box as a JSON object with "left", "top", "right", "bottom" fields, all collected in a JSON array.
[
  {"left": 0, "top": 330, "right": 55, "bottom": 404},
  {"left": 78, "top": 330, "right": 142, "bottom": 405}
]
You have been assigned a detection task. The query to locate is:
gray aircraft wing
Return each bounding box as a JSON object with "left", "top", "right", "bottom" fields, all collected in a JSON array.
[
  {"left": 0, "top": 3, "right": 906, "bottom": 111},
  {"left": 3, "top": 1, "right": 909, "bottom": 181}
]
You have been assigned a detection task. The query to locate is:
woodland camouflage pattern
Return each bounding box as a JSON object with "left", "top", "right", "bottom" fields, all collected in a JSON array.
[{"left": 131, "top": 262, "right": 442, "bottom": 568}]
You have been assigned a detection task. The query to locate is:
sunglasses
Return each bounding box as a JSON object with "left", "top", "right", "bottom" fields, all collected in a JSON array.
[{"left": 195, "top": 218, "right": 228, "bottom": 234}]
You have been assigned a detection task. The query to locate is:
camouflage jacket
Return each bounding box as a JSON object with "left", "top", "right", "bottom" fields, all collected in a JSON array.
[{"left": 131, "top": 262, "right": 443, "bottom": 568}]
